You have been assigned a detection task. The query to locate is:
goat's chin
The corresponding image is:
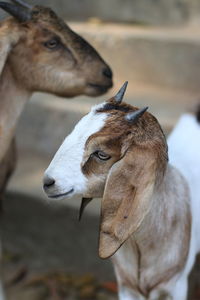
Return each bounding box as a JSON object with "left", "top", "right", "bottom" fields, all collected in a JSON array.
[
  {"left": 51, "top": 91, "right": 82, "bottom": 98},
  {"left": 46, "top": 188, "right": 75, "bottom": 200},
  {"left": 40, "top": 82, "right": 112, "bottom": 98},
  {"left": 86, "top": 83, "right": 112, "bottom": 96}
]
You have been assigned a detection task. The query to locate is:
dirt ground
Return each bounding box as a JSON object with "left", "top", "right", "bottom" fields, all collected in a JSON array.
[
  {"left": 1, "top": 193, "right": 200, "bottom": 300},
  {"left": 1, "top": 193, "right": 117, "bottom": 300},
  {"left": 2, "top": 262, "right": 118, "bottom": 300},
  {"left": 2, "top": 253, "right": 200, "bottom": 300}
]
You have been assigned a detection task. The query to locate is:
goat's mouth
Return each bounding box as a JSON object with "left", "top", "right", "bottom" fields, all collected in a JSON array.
[
  {"left": 87, "top": 82, "right": 112, "bottom": 96},
  {"left": 47, "top": 188, "right": 74, "bottom": 199}
]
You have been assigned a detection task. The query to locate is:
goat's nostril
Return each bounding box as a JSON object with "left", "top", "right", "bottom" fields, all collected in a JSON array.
[
  {"left": 43, "top": 176, "right": 55, "bottom": 189},
  {"left": 102, "top": 67, "right": 113, "bottom": 79}
]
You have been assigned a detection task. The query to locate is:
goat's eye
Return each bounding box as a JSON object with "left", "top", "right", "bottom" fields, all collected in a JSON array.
[
  {"left": 44, "top": 38, "right": 61, "bottom": 50},
  {"left": 93, "top": 151, "right": 111, "bottom": 161}
]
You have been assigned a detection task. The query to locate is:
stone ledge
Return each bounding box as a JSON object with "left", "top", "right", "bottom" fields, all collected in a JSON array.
[
  {"left": 1, "top": 0, "right": 200, "bottom": 25},
  {"left": 69, "top": 22, "right": 200, "bottom": 92},
  {"left": 16, "top": 85, "right": 197, "bottom": 156}
]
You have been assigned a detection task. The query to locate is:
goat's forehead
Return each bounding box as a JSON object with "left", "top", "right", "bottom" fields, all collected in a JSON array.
[
  {"left": 67, "top": 103, "right": 108, "bottom": 144},
  {"left": 31, "top": 6, "right": 68, "bottom": 30}
]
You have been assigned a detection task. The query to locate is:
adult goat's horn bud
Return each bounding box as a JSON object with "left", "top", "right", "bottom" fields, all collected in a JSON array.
[
  {"left": 12, "top": 0, "right": 33, "bottom": 10},
  {"left": 125, "top": 107, "right": 148, "bottom": 123},
  {"left": 0, "top": 1, "right": 31, "bottom": 22},
  {"left": 114, "top": 81, "right": 128, "bottom": 104}
]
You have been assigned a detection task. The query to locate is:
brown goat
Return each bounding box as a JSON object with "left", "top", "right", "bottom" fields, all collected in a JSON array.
[{"left": 0, "top": 0, "right": 112, "bottom": 203}]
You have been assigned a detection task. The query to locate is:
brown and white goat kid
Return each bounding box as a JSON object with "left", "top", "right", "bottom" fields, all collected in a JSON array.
[
  {"left": 44, "top": 82, "right": 199, "bottom": 300},
  {"left": 0, "top": 0, "right": 112, "bottom": 201}
]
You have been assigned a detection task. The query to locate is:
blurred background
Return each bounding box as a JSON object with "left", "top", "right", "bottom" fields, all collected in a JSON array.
[{"left": 1, "top": 0, "right": 200, "bottom": 299}]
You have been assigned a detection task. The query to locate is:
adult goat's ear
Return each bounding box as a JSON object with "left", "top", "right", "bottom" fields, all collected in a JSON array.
[
  {"left": 99, "top": 145, "right": 156, "bottom": 259},
  {"left": 0, "top": 20, "right": 23, "bottom": 76}
]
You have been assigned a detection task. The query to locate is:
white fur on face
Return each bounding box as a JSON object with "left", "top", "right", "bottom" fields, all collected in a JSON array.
[{"left": 44, "top": 104, "right": 107, "bottom": 199}]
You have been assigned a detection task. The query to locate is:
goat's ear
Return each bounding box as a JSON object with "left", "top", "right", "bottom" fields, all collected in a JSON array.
[
  {"left": 99, "top": 145, "right": 156, "bottom": 259},
  {"left": 0, "top": 21, "right": 22, "bottom": 76}
]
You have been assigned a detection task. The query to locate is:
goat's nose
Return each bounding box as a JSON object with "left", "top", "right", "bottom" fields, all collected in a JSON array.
[
  {"left": 43, "top": 175, "right": 55, "bottom": 190},
  {"left": 102, "top": 66, "right": 113, "bottom": 79}
]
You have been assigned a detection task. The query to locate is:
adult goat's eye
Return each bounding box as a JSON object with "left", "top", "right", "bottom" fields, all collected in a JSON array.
[
  {"left": 44, "top": 38, "right": 61, "bottom": 50},
  {"left": 93, "top": 151, "right": 111, "bottom": 161}
]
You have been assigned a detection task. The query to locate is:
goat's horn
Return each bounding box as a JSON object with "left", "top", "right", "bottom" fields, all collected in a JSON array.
[
  {"left": 78, "top": 198, "right": 93, "bottom": 221},
  {"left": 114, "top": 81, "right": 128, "bottom": 104},
  {"left": 125, "top": 107, "right": 148, "bottom": 123},
  {"left": 0, "top": 2, "right": 31, "bottom": 22},
  {"left": 12, "top": 0, "right": 33, "bottom": 10}
]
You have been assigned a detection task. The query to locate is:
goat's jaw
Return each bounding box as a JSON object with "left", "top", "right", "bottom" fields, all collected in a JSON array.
[
  {"left": 46, "top": 188, "right": 75, "bottom": 200},
  {"left": 86, "top": 83, "right": 112, "bottom": 96},
  {"left": 43, "top": 163, "right": 87, "bottom": 200}
]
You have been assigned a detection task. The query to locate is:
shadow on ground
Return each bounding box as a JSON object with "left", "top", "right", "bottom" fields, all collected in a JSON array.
[
  {"left": 0, "top": 193, "right": 116, "bottom": 299},
  {"left": 0, "top": 193, "right": 200, "bottom": 299}
]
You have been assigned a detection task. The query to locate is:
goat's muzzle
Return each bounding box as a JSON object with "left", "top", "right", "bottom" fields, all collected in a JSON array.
[
  {"left": 43, "top": 175, "right": 55, "bottom": 191},
  {"left": 43, "top": 174, "right": 75, "bottom": 199}
]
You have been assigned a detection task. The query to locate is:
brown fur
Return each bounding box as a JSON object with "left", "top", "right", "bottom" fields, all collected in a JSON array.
[
  {"left": 0, "top": 138, "right": 16, "bottom": 212},
  {"left": 4, "top": 7, "right": 112, "bottom": 97},
  {"left": 82, "top": 100, "right": 168, "bottom": 200},
  {"left": 112, "top": 166, "right": 191, "bottom": 298},
  {"left": 0, "top": 2, "right": 112, "bottom": 207}
]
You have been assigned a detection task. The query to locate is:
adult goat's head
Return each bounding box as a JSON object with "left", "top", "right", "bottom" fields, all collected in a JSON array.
[
  {"left": 44, "top": 82, "right": 168, "bottom": 258},
  {"left": 0, "top": 0, "right": 112, "bottom": 97}
]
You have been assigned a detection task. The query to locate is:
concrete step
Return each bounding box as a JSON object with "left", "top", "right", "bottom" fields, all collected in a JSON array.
[
  {"left": 70, "top": 22, "right": 200, "bottom": 92},
  {"left": 16, "top": 84, "right": 198, "bottom": 157},
  {"left": 1, "top": 14, "right": 200, "bottom": 92},
  {"left": 1, "top": 0, "right": 200, "bottom": 26}
]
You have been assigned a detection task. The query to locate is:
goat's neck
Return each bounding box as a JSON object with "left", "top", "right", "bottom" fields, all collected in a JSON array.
[
  {"left": 113, "top": 165, "right": 191, "bottom": 294},
  {"left": 0, "top": 64, "right": 31, "bottom": 161},
  {"left": 135, "top": 164, "right": 190, "bottom": 250}
]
